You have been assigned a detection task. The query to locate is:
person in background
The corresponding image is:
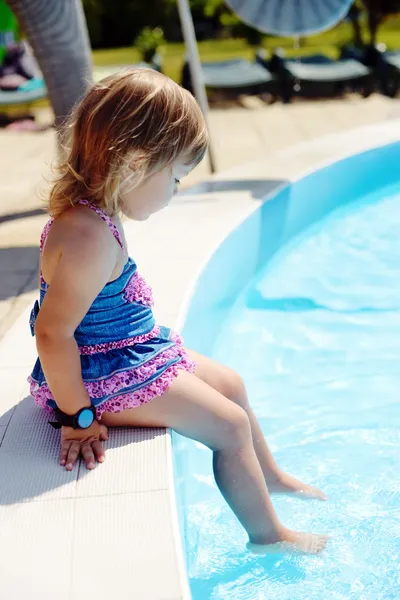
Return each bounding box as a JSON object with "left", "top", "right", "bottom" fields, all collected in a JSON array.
[{"left": 6, "top": 0, "right": 92, "bottom": 132}]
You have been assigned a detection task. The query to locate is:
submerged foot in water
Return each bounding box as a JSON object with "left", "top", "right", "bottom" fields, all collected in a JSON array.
[
  {"left": 268, "top": 471, "right": 327, "bottom": 500},
  {"left": 247, "top": 528, "right": 329, "bottom": 555}
]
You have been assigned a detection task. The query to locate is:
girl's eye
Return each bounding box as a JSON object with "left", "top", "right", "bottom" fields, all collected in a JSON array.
[{"left": 174, "top": 178, "right": 180, "bottom": 185}]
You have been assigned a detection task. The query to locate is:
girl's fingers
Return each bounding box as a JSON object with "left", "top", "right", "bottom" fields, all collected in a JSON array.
[
  {"left": 100, "top": 424, "right": 109, "bottom": 441},
  {"left": 66, "top": 441, "right": 81, "bottom": 471},
  {"left": 60, "top": 422, "right": 107, "bottom": 470},
  {"left": 81, "top": 441, "right": 96, "bottom": 470},
  {"left": 92, "top": 440, "right": 106, "bottom": 463},
  {"left": 60, "top": 441, "right": 71, "bottom": 466}
]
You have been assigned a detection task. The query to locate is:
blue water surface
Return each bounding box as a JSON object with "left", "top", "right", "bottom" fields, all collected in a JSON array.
[{"left": 183, "top": 185, "right": 400, "bottom": 600}]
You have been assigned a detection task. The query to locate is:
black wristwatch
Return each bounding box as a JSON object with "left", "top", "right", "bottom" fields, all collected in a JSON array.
[{"left": 50, "top": 406, "right": 97, "bottom": 430}]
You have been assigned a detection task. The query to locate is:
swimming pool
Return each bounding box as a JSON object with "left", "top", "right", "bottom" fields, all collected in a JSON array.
[{"left": 175, "top": 141, "right": 400, "bottom": 599}]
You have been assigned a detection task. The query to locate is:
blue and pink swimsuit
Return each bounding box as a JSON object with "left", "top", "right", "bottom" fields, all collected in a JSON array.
[{"left": 28, "top": 200, "right": 195, "bottom": 420}]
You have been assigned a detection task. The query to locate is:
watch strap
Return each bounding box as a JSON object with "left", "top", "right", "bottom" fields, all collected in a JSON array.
[{"left": 51, "top": 406, "right": 96, "bottom": 429}]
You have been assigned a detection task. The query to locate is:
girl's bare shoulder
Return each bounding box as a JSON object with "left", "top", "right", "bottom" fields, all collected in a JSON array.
[
  {"left": 41, "top": 205, "right": 119, "bottom": 285},
  {"left": 49, "top": 204, "right": 115, "bottom": 249}
]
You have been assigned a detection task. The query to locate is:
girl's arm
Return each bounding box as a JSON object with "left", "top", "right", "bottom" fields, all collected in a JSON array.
[{"left": 35, "top": 218, "right": 119, "bottom": 415}]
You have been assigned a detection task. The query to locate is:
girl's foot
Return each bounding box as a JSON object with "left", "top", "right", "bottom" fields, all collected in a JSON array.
[
  {"left": 268, "top": 471, "right": 327, "bottom": 500},
  {"left": 247, "top": 528, "right": 329, "bottom": 555}
]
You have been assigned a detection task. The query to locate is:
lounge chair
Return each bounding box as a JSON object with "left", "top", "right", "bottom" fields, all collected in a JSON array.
[
  {"left": 359, "top": 45, "right": 400, "bottom": 98},
  {"left": 288, "top": 54, "right": 333, "bottom": 65},
  {"left": 363, "top": 49, "right": 400, "bottom": 97},
  {"left": 181, "top": 58, "right": 277, "bottom": 99},
  {"left": 0, "top": 41, "right": 47, "bottom": 107},
  {"left": 0, "top": 77, "right": 47, "bottom": 106},
  {"left": 341, "top": 44, "right": 400, "bottom": 97},
  {"left": 0, "top": 57, "right": 162, "bottom": 107},
  {"left": 385, "top": 51, "right": 400, "bottom": 71},
  {"left": 265, "top": 50, "right": 373, "bottom": 103}
]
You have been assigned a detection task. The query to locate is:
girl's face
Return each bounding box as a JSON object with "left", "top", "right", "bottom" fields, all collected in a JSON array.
[{"left": 120, "top": 161, "right": 192, "bottom": 221}]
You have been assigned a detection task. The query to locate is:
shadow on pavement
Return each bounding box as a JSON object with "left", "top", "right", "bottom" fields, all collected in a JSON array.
[
  {"left": 0, "top": 396, "right": 163, "bottom": 505},
  {"left": 0, "top": 246, "right": 39, "bottom": 302},
  {"left": 0, "top": 208, "right": 44, "bottom": 225},
  {"left": 180, "top": 178, "right": 288, "bottom": 201}
]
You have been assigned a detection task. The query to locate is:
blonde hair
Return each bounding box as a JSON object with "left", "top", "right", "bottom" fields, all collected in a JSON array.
[{"left": 48, "top": 68, "right": 209, "bottom": 217}]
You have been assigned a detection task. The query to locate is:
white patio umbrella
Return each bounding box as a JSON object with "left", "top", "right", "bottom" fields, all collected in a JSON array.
[
  {"left": 177, "top": 0, "right": 354, "bottom": 172},
  {"left": 225, "top": 0, "right": 354, "bottom": 36}
]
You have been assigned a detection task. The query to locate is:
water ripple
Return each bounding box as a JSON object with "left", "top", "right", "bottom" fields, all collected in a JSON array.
[{"left": 184, "top": 188, "right": 400, "bottom": 599}]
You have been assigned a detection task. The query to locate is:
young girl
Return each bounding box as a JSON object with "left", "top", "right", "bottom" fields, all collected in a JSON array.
[{"left": 29, "top": 68, "right": 328, "bottom": 555}]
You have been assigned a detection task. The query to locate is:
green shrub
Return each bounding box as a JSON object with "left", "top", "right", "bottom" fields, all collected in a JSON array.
[{"left": 135, "top": 27, "right": 165, "bottom": 62}]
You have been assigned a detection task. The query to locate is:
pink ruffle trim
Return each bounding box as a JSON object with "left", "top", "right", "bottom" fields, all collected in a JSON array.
[
  {"left": 95, "top": 356, "right": 195, "bottom": 419},
  {"left": 169, "top": 331, "right": 183, "bottom": 345},
  {"left": 124, "top": 271, "right": 154, "bottom": 307},
  {"left": 28, "top": 344, "right": 196, "bottom": 420},
  {"left": 79, "top": 326, "right": 161, "bottom": 355},
  {"left": 39, "top": 219, "right": 54, "bottom": 253},
  {"left": 39, "top": 219, "right": 54, "bottom": 285}
]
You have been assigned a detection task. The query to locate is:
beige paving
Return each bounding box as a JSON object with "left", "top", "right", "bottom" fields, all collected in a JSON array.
[
  {"left": 0, "top": 93, "right": 397, "bottom": 340},
  {"left": 0, "top": 128, "right": 54, "bottom": 338}
]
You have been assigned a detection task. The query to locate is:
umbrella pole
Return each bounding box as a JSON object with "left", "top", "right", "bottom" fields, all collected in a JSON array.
[{"left": 176, "top": 0, "right": 217, "bottom": 173}]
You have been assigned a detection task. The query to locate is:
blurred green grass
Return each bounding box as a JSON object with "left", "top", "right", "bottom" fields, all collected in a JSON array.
[{"left": 93, "top": 15, "right": 400, "bottom": 82}]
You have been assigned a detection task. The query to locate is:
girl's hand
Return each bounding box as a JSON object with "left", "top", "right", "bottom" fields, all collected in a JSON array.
[{"left": 60, "top": 421, "right": 109, "bottom": 471}]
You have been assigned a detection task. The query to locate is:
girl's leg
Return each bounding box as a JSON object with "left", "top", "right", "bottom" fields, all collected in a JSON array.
[
  {"left": 187, "top": 350, "right": 326, "bottom": 500},
  {"left": 101, "top": 370, "right": 328, "bottom": 553}
]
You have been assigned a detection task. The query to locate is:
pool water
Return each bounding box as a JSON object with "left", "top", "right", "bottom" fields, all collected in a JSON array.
[{"left": 183, "top": 184, "right": 400, "bottom": 600}]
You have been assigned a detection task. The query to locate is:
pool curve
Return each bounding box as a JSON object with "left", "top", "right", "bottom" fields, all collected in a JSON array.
[{"left": 175, "top": 141, "right": 400, "bottom": 599}]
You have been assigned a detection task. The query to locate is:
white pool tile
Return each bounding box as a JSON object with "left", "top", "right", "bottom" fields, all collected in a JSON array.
[
  {"left": 0, "top": 308, "right": 36, "bottom": 367},
  {"left": 8, "top": 393, "right": 47, "bottom": 427},
  {"left": 70, "top": 491, "right": 185, "bottom": 600},
  {"left": 0, "top": 419, "right": 78, "bottom": 504},
  {"left": 0, "top": 500, "right": 74, "bottom": 600},
  {"left": 0, "top": 367, "right": 29, "bottom": 423},
  {"left": 76, "top": 427, "right": 169, "bottom": 496}
]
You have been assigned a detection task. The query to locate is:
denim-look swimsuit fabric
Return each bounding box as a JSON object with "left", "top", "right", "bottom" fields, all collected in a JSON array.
[{"left": 28, "top": 200, "right": 195, "bottom": 420}]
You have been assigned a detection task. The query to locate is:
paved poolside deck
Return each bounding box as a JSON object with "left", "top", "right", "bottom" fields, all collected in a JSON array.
[{"left": 1, "top": 95, "right": 400, "bottom": 599}]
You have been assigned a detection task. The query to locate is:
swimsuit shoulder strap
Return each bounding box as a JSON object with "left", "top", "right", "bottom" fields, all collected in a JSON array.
[
  {"left": 38, "top": 201, "right": 124, "bottom": 286},
  {"left": 40, "top": 201, "right": 124, "bottom": 252},
  {"left": 39, "top": 218, "right": 54, "bottom": 254},
  {"left": 78, "top": 199, "right": 124, "bottom": 250},
  {"left": 39, "top": 218, "right": 54, "bottom": 285}
]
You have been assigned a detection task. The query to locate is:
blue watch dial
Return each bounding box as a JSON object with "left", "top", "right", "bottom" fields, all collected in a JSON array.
[{"left": 77, "top": 408, "right": 94, "bottom": 429}]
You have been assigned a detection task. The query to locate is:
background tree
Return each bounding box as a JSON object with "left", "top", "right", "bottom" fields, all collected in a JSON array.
[
  {"left": 362, "top": 0, "right": 400, "bottom": 45},
  {"left": 82, "top": 0, "right": 400, "bottom": 50},
  {"left": 348, "top": 1, "right": 364, "bottom": 47}
]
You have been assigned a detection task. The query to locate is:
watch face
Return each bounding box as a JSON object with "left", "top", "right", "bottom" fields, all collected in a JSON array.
[{"left": 77, "top": 408, "right": 94, "bottom": 429}]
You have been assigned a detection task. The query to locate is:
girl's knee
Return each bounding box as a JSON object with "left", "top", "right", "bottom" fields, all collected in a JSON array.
[
  {"left": 222, "top": 368, "right": 248, "bottom": 409},
  {"left": 218, "top": 405, "right": 251, "bottom": 450}
]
